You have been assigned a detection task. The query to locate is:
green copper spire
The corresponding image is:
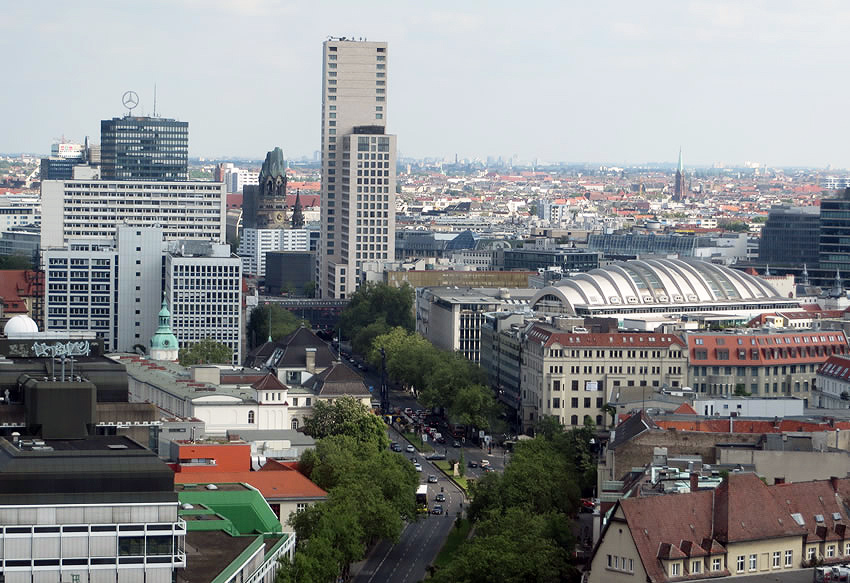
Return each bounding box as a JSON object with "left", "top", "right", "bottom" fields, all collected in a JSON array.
[{"left": 150, "top": 293, "right": 179, "bottom": 354}]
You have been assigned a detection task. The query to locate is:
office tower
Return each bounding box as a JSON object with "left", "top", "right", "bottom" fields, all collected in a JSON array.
[
  {"left": 673, "top": 148, "right": 686, "bottom": 201},
  {"left": 43, "top": 227, "right": 162, "bottom": 352},
  {"left": 40, "top": 179, "right": 226, "bottom": 247},
  {"left": 237, "top": 227, "right": 309, "bottom": 278},
  {"left": 759, "top": 205, "right": 820, "bottom": 266},
  {"left": 100, "top": 116, "right": 188, "bottom": 181},
  {"left": 318, "top": 38, "right": 396, "bottom": 299},
  {"left": 164, "top": 241, "right": 243, "bottom": 365},
  {"left": 819, "top": 188, "right": 850, "bottom": 274}
]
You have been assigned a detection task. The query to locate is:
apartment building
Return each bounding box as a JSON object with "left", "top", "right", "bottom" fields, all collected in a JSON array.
[
  {"left": 522, "top": 324, "right": 687, "bottom": 430},
  {"left": 685, "top": 329, "right": 849, "bottom": 405},
  {"left": 41, "top": 179, "right": 226, "bottom": 247},
  {"left": 588, "top": 473, "right": 850, "bottom": 582}
]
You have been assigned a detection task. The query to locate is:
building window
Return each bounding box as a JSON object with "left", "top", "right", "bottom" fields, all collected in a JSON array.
[
  {"left": 772, "top": 551, "right": 780, "bottom": 568},
  {"left": 291, "top": 419, "right": 299, "bottom": 430},
  {"left": 712, "top": 557, "right": 722, "bottom": 571},
  {"left": 749, "top": 554, "right": 757, "bottom": 571},
  {"left": 691, "top": 560, "right": 701, "bottom": 573},
  {"left": 785, "top": 550, "right": 793, "bottom": 566},
  {"left": 248, "top": 410, "right": 255, "bottom": 424},
  {"left": 828, "top": 545, "right": 836, "bottom": 558},
  {"left": 808, "top": 547, "right": 816, "bottom": 561},
  {"left": 670, "top": 563, "right": 680, "bottom": 576},
  {"left": 737, "top": 556, "right": 745, "bottom": 572}
]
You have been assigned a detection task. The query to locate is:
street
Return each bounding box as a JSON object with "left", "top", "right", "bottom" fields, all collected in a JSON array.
[{"left": 352, "top": 424, "right": 466, "bottom": 583}]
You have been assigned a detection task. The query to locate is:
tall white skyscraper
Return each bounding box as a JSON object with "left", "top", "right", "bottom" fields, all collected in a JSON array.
[{"left": 318, "top": 38, "right": 396, "bottom": 299}]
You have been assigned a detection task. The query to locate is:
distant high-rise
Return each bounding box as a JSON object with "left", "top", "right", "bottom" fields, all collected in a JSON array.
[
  {"left": 819, "top": 188, "right": 850, "bottom": 273},
  {"left": 100, "top": 116, "right": 188, "bottom": 181},
  {"left": 759, "top": 205, "right": 820, "bottom": 266},
  {"left": 318, "top": 38, "right": 396, "bottom": 299}
]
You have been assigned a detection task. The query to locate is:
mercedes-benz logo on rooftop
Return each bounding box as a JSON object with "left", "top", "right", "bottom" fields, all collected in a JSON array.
[{"left": 122, "top": 90, "right": 139, "bottom": 111}]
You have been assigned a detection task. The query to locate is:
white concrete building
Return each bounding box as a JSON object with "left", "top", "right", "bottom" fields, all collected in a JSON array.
[
  {"left": 238, "top": 228, "right": 310, "bottom": 277},
  {"left": 692, "top": 397, "right": 805, "bottom": 418},
  {"left": 0, "top": 194, "right": 40, "bottom": 230},
  {"left": 40, "top": 179, "right": 226, "bottom": 247},
  {"left": 164, "top": 241, "right": 243, "bottom": 365},
  {"left": 43, "top": 227, "right": 162, "bottom": 352},
  {"left": 318, "top": 38, "right": 397, "bottom": 299}
]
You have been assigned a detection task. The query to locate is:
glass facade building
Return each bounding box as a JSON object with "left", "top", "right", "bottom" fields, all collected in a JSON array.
[
  {"left": 759, "top": 205, "right": 820, "bottom": 266},
  {"left": 100, "top": 116, "right": 188, "bottom": 181},
  {"left": 819, "top": 189, "right": 850, "bottom": 273}
]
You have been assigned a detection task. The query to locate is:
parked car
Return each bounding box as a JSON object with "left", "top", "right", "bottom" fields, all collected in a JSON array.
[
  {"left": 428, "top": 474, "right": 438, "bottom": 483},
  {"left": 432, "top": 504, "right": 443, "bottom": 515},
  {"left": 425, "top": 452, "right": 446, "bottom": 461}
]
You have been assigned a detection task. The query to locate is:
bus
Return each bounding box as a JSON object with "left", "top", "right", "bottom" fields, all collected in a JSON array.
[
  {"left": 449, "top": 424, "right": 466, "bottom": 439},
  {"left": 416, "top": 484, "right": 428, "bottom": 513}
]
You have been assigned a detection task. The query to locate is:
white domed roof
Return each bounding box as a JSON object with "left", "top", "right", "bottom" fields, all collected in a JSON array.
[{"left": 4, "top": 314, "right": 39, "bottom": 336}]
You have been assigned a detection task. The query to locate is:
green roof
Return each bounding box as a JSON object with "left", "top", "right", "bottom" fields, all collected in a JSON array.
[{"left": 178, "top": 485, "right": 283, "bottom": 535}]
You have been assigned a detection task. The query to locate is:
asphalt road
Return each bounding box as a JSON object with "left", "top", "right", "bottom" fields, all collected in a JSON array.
[{"left": 353, "top": 425, "right": 466, "bottom": 583}]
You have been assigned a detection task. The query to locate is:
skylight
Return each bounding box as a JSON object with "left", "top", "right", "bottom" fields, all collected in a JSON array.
[
  {"left": 815, "top": 514, "right": 825, "bottom": 523},
  {"left": 791, "top": 513, "right": 805, "bottom": 526}
]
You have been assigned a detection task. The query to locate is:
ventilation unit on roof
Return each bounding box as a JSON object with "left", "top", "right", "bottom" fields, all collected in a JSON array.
[{"left": 791, "top": 513, "right": 805, "bottom": 526}]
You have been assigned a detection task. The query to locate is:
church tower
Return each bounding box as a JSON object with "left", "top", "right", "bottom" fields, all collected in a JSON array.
[
  {"left": 256, "top": 147, "right": 289, "bottom": 228},
  {"left": 673, "top": 148, "right": 686, "bottom": 202},
  {"left": 150, "top": 295, "right": 180, "bottom": 362}
]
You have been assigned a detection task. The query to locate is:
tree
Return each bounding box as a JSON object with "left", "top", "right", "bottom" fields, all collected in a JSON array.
[
  {"left": 302, "top": 395, "right": 389, "bottom": 452},
  {"left": 303, "top": 280, "right": 317, "bottom": 299},
  {"left": 0, "top": 254, "right": 32, "bottom": 270},
  {"left": 178, "top": 338, "right": 232, "bottom": 366},
  {"left": 338, "top": 283, "right": 414, "bottom": 353},
  {"left": 601, "top": 403, "right": 617, "bottom": 427},
  {"left": 246, "top": 304, "right": 306, "bottom": 350}
]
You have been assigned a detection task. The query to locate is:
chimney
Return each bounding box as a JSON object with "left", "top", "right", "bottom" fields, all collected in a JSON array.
[
  {"left": 305, "top": 347, "right": 317, "bottom": 374},
  {"left": 774, "top": 477, "right": 785, "bottom": 485},
  {"left": 690, "top": 472, "right": 699, "bottom": 492},
  {"left": 831, "top": 476, "right": 840, "bottom": 492}
]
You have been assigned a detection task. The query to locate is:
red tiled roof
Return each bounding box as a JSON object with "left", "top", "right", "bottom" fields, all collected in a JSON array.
[
  {"left": 818, "top": 354, "right": 850, "bottom": 381},
  {"left": 769, "top": 480, "right": 848, "bottom": 542},
  {"left": 527, "top": 326, "right": 685, "bottom": 349},
  {"left": 173, "top": 466, "right": 327, "bottom": 500},
  {"left": 673, "top": 403, "right": 697, "bottom": 415},
  {"left": 686, "top": 331, "right": 848, "bottom": 366},
  {"left": 714, "top": 473, "right": 803, "bottom": 542},
  {"left": 251, "top": 373, "right": 288, "bottom": 392}
]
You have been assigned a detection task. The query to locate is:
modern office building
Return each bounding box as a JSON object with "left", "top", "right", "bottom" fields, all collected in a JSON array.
[
  {"left": 500, "top": 246, "right": 600, "bottom": 273},
  {"left": 416, "top": 287, "right": 535, "bottom": 363},
  {"left": 588, "top": 232, "right": 748, "bottom": 265},
  {"left": 40, "top": 179, "right": 226, "bottom": 247},
  {"left": 0, "top": 225, "right": 40, "bottom": 259},
  {"left": 0, "top": 366, "right": 184, "bottom": 583},
  {"left": 0, "top": 194, "right": 40, "bottom": 231},
  {"left": 100, "top": 116, "right": 188, "bottom": 181},
  {"left": 318, "top": 38, "right": 396, "bottom": 299},
  {"left": 43, "top": 227, "right": 163, "bottom": 352},
  {"left": 265, "top": 251, "right": 315, "bottom": 296},
  {"left": 238, "top": 228, "right": 310, "bottom": 278},
  {"left": 164, "top": 241, "right": 243, "bottom": 365},
  {"left": 819, "top": 188, "right": 850, "bottom": 273},
  {"left": 759, "top": 205, "right": 820, "bottom": 266}
]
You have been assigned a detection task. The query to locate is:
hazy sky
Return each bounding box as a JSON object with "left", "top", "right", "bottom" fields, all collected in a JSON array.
[{"left": 3, "top": 1, "right": 850, "bottom": 167}]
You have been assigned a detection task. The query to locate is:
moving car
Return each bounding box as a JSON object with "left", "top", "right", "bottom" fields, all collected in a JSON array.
[
  {"left": 414, "top": 462, "right": 422, "bottom": 472},
  {"left": 391, "top": 443, "right": 402, "bottom": 452},
  {"left": 432, "top": 504, "right": 443, "bottom": 515},
  {"left": 406, "top": 444, "right": 415, "bottom": 453},
  {"left": 480, "top": 459, "right": 490, "bottom": 468},
  {"left": 452, "top": 441, "right": 461, "bottom": 448},
  {"left": 435, "top": 493, "right": 446, "bottom": 502},
  {"left": 428, "top": 474, "right": 438, "bottom": 483},
  {"left": 468, "top": 461, "right": 477, "bottom": 468}
]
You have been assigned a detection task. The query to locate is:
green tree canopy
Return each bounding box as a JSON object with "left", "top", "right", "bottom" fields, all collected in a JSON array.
[
  {"left": 246, "top": 304, "right": 307, "bottom": 350},
  {"left": 178, "top": 338, "right": 232, "bottom": 366},
  {"left": 302, "top": 395, "right": 389, "bottom": 452},
  {"left": 338, "top": 283, "right": 414, "bottom": 353}
]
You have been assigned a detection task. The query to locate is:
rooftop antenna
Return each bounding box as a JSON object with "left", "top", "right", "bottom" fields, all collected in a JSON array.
[{"left": 153, "top": 83, "right": 157, "bottom": 117}]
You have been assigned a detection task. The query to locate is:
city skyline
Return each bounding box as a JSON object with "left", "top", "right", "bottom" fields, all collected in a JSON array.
[{"left": 3, "top": 1, "right": 850, "bottom": 167}]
